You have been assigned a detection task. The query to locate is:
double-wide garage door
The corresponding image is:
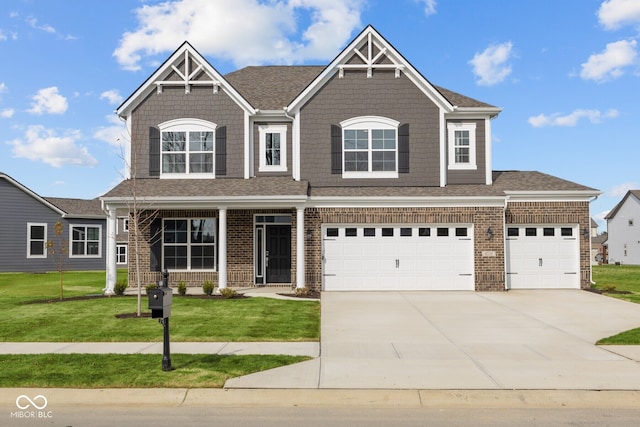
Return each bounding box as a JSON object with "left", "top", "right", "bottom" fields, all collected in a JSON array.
[
  {"left": 506, "top": 225, "right": 579, "bottom": 289},
  {"left": 323, "top": 225, "right": 474, "bottom": 291}
]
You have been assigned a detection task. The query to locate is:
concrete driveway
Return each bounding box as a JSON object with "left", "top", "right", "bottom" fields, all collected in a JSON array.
[{"left": 226, "top": 290, "right": 640, "bottom": 390}]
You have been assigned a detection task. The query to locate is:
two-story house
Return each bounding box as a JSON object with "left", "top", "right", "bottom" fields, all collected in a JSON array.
[{"left": 101, "top": 26, "right": 599, "bottom": 293}]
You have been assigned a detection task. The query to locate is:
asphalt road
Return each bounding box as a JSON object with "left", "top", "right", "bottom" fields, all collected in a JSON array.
[{"left": 3, "top": 406, "right": 640, "bottom": 427}]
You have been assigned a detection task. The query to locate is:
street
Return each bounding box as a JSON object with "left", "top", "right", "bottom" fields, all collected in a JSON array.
[{"left": 3, "top": 406, "right": 640, "bottom": 427}]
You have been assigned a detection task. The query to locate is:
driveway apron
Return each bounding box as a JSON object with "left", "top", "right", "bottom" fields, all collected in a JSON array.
[{"left": 226, "top": 290, "right": 640, "bottom": 390}]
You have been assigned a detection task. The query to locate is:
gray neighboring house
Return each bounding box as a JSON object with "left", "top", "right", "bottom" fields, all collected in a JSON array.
[{"left": 0, "top": 172, "right": 127, "bottom": 272}]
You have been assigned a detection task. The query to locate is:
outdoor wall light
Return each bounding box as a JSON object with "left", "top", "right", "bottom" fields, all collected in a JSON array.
[
  {"left": 486, "top": 227, "right": 494, "bottom": 240},
  {"left": 582, "top": 228, "right": 590, "bottom": 239}
]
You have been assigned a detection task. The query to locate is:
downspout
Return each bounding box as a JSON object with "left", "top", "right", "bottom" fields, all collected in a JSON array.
[{"left": 502, "top": 195, "right": 509, "bottom": 291}]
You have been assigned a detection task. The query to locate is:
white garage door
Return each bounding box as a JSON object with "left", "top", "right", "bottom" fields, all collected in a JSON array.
[
  {"left": 506, "top": 225, "right": 579, "bottom": 289},
  {"left": 322, "top": 225, "right": 474, "bottom": 291}
]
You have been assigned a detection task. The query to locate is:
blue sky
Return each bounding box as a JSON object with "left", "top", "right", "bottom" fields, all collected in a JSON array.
[{"left": 1, "top": 0, "right": 639, "bottom": 230}]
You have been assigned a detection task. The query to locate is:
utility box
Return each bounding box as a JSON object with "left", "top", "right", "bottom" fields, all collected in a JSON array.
[{"left": 148, "top": 287, "right": 172, "bottom": 319}]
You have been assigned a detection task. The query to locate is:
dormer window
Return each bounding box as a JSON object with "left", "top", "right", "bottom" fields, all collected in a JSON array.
[
  {"left": 259, "top": 124, "right": 287, "bottom": 172},
  {"left": 447, "top": 122, "right": 477, "bottom": 170},
  {"left": 158, "top": 119, "right": 216, "bottom": 177}
]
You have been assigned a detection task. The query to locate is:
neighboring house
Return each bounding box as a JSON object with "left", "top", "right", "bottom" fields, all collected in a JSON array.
[
  {"left": 605, "top": 190, "right": 640, "bottom": 265},
  {"left": 101, "top": 26, "right": 599, "bottom": 293},
  {"left": 589, "top": 218, "right": 607, "bottom": 265},
  {"left": 0, "top": 173, "right": 110, "bottom": 272}
]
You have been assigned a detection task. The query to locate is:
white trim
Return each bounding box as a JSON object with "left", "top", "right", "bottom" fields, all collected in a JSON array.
[
  {"left": 485, "top": 118, "right": 493, "bottom": 185},
  {"left": 218, "top": 209, "right": 227, "bottom": 289},
  {"left": 296, "top": 207, "right": 305, "bottom": 289},
  {"left": 245, "top": 111, "right": 251, "bottom": 179},
  {"left": 439, "top": 110, "right": 447, "bottom": 187},
  {"left": 26, "top": 222, "right": 47, "bottom": 259},
  {"left": 293, "top": 112, "right": 301, "bottom": 180},
  {"left": 258, "top": 124, "right": 288, "bottom": 172},
  {"left": 69, "top": 224, "right": 102, "bottom": 259},
  {"left": 447, "top": 122, "right": 477, "bottom": 170}
]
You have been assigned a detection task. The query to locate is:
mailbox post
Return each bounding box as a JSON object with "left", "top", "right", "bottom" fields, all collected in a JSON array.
[{"left": 148, "top": 269, "right": 173, "bottom": 371}]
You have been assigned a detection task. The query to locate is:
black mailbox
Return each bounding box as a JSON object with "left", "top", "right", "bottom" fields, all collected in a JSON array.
[{"left": 148, "top": 287, "right": 172, "bottom": 319}]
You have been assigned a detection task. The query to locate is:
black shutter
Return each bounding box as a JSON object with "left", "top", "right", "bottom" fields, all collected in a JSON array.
[
  {"left": 398, "top": 123, "right": 409, "bottom": 174},
  {"left": 149, "top": 127, "right": 161, "bottom": 177},
  {"left": 331, "top": 124, "right": 342, "bottom": 174},
  {"left": 216, "top": 126, "right": 227, "bottom": 176},
  {"left": 149, "top": 218, "right": 162, "bottom": 272}
]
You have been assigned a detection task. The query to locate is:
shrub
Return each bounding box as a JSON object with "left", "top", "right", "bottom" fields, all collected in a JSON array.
[
  {"left": 602, "top": 284, "right": 617, "bottom": 293},
  {"left": 219, "top": 287, "right": 237, "bottom": 299},
  {"left": 177, "top": 280, "right": 187, "bottom": 296},
  {"left": 202, "top": 280, "right": 214, "bottom": 296},
  {"left": 295, "top": 287, "right": 313, "bottom": 297},
  {"left": 145, "top": 283, "right": 157, "bottom": 295},
  {"left": 114, "top": 280, "right": 128, "bottom": 296}
]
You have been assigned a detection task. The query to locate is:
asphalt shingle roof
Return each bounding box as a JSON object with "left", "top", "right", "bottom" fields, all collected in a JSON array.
[{"left": 44, "top": 197, "right": 104, "bottom": 217}]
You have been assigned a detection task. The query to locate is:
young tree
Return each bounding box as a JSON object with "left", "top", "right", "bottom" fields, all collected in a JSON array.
[{"left": 47, "top": 221, "right": 68, "bottom": 301}]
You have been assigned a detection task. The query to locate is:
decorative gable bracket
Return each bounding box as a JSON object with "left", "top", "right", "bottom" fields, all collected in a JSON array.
[
  {"left": 338, "top": 32, "right": 405, "bottom": 79},
  {"left": 155, "top": 50, "right": 221, "bottom": 95}
]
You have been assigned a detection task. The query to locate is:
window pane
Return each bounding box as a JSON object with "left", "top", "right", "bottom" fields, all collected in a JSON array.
[
  {"left": 455, "top": 228, "right": 467, "bottom": 237},
  {"left": 344, "top": 151, "right": 368, "bottom": 172},
  {"left": 72, "top": 242, "right": 84, "bottom": 256},
  {"left": 163, "top": 154, "right": 186, "bottom": 173},
  {"left": 507, "top": 228, "right": 519, "bottom": 237},
  {"left": 543, "top": 228, "right": 555, "bottom": 237},
  {"left": 87, "top": 242, "right": 99, "bottom": 255},
  {"left": 372, "top": 129, "right": 396, "bottom": 149},
  {"left": 87, "top": 227, "right": 100, "bottom": 241},
  {"left": 73, "top": 227, "right": 84, "bottom": 241},
  {"left": 372, "top": 151, "right": 396, "bottom": 171},
  {"left": 381, "top": 228, "right": 393, "bottom": 236},
  {"left": 265, "top": 133, "right": 281, "bottom": 166},
  {"left": 189, "top": 153, "right": 213, "bottom": 173},
  {"left": 355, "top": 130, "right": 368, "bottom": 149},
  {"left": 455, "top": 147, "right": 469, "bottom": 163},
  {"left": 30, "top": 241, "right": 44, "bottom": 256},
  {"left": 191, "top": 219, "right": 215, "bottom": 243},
  {"left": 400, "top": 228, "right": 412, "bottom": 236},
  {"left": 164, "top": 220, "right": 188, "bottom": 244},
  {"left": 31, "top": 225, "right": 45, "bottom": 240},
  {"left": 345, "top": 228, "right": 357, "bottom": 237},
  {"left": 162, "top": 132, "right": 186, "bottom": 151},
  {"left": 525, "top": 228, "right": 537, "bottom": 237},
  {"left": 437, "top": 228, "right": 449, "bottom": 237},
  {"left": 363, "top": 228, "right": 375, "bottom": 237},
  {"left": 419, "top": 228, "right": 430, "bottom": 236},
  {"left": 561, "top": 228, "right": 573, "bottom": 237},
  {"left": 455, "top": 130, "right": 469, "bottom": 146},
  {"left": 326, "top": 228, "right": 338, "bottom": 237},
  {"left": 188, "top": 131, "right": 213, "bottom": 151}
]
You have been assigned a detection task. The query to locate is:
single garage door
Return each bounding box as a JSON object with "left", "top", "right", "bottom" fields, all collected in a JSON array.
[
  {"left": 322, "top": 224, "right": 474, "bottom": 291},
  {"left": 506, "top": 225, "right": 579, "bottom": 289}
]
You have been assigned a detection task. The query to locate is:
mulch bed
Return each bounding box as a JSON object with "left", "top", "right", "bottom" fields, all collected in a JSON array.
[
  {"left": 585, "top": 288, "right": 632, "bottom": 295},
  {"left": 277, "top": 291, "right": 321, "bottom": 299}
]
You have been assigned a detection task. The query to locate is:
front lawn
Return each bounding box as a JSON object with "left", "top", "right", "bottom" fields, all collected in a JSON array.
[
  {"left": 592, "top": 264, "right": 640, "bottom": 345},
  {"left": 0, "top": 354, "right": 310, "bottom": 388},
  {"left": 0, "top": 271, "right": 320, "bottom": 342}
]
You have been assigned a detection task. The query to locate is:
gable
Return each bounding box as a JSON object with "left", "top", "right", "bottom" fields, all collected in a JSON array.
[{"left": 605, "top": 190, "right": 640, "bottom": 220}]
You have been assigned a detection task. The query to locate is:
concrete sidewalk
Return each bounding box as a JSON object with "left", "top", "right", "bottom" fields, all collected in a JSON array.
[{"left": 0, "top": 341, "right": 319, "bottom": 357}]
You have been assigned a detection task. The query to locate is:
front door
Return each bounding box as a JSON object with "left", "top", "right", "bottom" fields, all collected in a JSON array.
[
  {"left": 266, "top": 225, "right": 291, "bottom": 283},
  {"left": 254, "top": 215, "right": 292, "bottom": 285}
]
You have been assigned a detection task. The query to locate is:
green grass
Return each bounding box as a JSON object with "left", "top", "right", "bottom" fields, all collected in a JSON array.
[
  {"left": 592, "top": 264, "right": 640, "bottom": 345},
  {"left": 0, "top": 270, "right": 320, "bottom": 342},
  {"left": 0, "top": 354, "right": 310, "bottom": 388}
]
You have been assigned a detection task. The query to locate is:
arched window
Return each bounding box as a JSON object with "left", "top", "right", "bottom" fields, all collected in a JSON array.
[
  {"left": 158, "top": 119, "right": 217, "bottom": 177},
  {"left": 340, "top": 116, "right": 399, "bottom": 178}
]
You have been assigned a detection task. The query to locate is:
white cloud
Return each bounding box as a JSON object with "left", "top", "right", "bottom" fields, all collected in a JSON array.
[
  {"left": 416, "top": 0, "right": 437, "bottom": 16},
  {"left": 607, "top": 181, "right": 638, "bottom": 198},
  {"left": 100, "top": 89, "right": 123, "bottom": 105},
  {"left": 113, "top": 0, "right": 364, "bottom": 71},
  {"left": 1, "top": 108, "right": 15, "bottom": 118},
  {"left": 26, "top": 16, "right": 55, "bottom": 34},
  {"left": 598, "top": 0, "right": 640, "bottom": 30},
  {"left": 27, "top": 87, "right": 68, "bottom": 115},
  {"left": 580, "top": 39, "right": 637, "bottom": 82},
  {"left": 0, "top": 82, "right": 6, "bottom": 98},
  {"left": 7, "top": 125, "right": 97, "bottom": 168},
  {"left": 469, "top": 42, "right": 514, "bottom": 86},
  {"left": 94, "top": 115, "right": 128, "bottom": 148},
  {"left": 528, "top": 109, "right": 619, "bottom": 127}
]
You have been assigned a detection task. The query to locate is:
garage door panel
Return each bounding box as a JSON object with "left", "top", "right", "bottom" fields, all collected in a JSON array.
[{"left": 323, "top": 225, "right": 474, "bottom": 291}]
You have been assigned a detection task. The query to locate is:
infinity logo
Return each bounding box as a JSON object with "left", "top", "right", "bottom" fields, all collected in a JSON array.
[{"left": 16, "top": 395, "right": 48, "bottom": 410}]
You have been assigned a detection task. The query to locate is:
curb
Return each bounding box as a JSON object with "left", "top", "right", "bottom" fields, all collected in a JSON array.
[{"left": 2, "top": 388, "right": 640, "bottom": 409}]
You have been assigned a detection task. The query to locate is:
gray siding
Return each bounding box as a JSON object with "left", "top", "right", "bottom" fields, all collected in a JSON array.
[
  {"left": 299, "top": 70, "right": 441, "bottom": 187},
  {"left": 131, "top": 86, "right": 245, "bottom": 179},
  {"left": 0, "top": 179, "right": 106, "bottom": 272},
  {"left": 446, "top": 119, "right": 486, "bottom": 185}
]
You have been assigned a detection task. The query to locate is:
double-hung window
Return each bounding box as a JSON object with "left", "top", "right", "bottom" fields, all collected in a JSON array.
[
  {"left": 341, "top": 116, "right": 399, "bottom": 178},
  {"left": 27, "top": 223, "right": 47, "bottom": 258},
  {"left": 159, "top": 119, "right": 216, "bottom": 177},
  {"left": 259, "top": 124, "right": 287, "bottom": 172},
  {"left": 70, "top": 225, "right": 101, "bottom": 258},
  {"left": 447, "top": 122, "right": 477, "bottom": 170},
  {"left": 163, "top": 218, "right": 216, "bottom": 270}
]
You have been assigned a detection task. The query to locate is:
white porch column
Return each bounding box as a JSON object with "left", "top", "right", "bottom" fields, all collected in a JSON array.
[
  {"left": 104, "top": 206, "right": 117, "bottom": 295},
  {"left": 296, "top": 207, "right": 305, "bottom": 289},
  {"left": 218, "top": 207, "right": 227, "bottom": 290}
]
